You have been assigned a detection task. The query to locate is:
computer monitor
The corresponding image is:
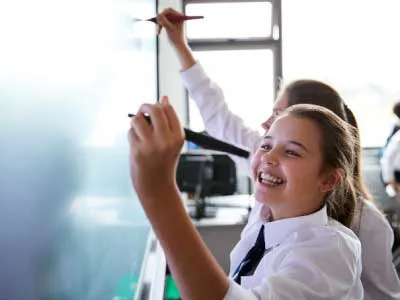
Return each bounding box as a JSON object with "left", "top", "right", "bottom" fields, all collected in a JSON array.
[{"left": 176, "top": 152, "right": 237, "bottom": 219}]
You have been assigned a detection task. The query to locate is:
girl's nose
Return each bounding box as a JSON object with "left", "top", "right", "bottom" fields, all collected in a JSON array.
[
  {"left": 261, "top": 119, "right": 272, "bottom": 131},
  {"left": 262, "top": 151, "right": 279, "bottom": 166},
  {"left": 261, "top": 115, "right": 276, "bottom": 131}
]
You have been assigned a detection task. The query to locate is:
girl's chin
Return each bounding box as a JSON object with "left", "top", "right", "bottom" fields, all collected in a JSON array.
[{"left": 255, "top": 189, "right": 283, "bottom": 205}]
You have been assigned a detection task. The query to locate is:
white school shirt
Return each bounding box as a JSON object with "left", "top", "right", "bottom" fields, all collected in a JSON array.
[
  {"left": 381, "top": 129, "right": 400, "bottom": 183},
  {"left": 181, "top": 61, "right": 400, "bottom": 299},
  {"left": 222, "top": 205, "right": 363, "bottom": 299}
]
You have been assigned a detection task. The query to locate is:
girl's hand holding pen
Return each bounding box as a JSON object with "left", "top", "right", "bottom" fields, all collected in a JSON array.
[
  {"left": 128, "top": 96, "right": 184, "bottom": 206},
  {"left": 156, "top": 8, "right": 186, "bottom": 48}
]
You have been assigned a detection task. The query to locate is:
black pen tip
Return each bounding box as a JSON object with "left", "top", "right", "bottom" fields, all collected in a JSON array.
[{"left": 128, "top": 113, "right": 134, "bottom": 118}]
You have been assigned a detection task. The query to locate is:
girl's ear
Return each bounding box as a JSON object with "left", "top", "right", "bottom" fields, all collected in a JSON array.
[{"left": 319, "top": 168, "right": 343, "bottom": 193}]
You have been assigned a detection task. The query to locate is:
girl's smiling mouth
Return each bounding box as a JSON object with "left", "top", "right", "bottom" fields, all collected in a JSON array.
[{"left": 258, "top": 171, "right": 286, "bottom": 186}]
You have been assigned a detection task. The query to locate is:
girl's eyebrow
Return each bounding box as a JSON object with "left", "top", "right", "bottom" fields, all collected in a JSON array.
[
  {"left": 262, "top": 135, "right": 309, "bottom": 152},
  {"left": 288, "top": 141, "right": 309, "bottom": 152},
  {"left": 262, "top": 135, "right": 273, "bottom": 141}
]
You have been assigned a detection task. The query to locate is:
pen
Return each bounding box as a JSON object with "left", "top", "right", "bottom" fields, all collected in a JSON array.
[
  {"left": 145, "top": 15, "right": 204, "bottom": 24},
  {"left": 128, "top": 113, "right": 250, "bottom": 158}
]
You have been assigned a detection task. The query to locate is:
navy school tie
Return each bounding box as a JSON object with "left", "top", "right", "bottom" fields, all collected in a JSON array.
[{"left": 232, "top": 225, "right": 265, "bottom": 285}]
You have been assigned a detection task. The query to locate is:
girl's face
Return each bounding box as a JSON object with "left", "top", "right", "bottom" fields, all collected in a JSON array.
[
  {"left": 261, "top": 93, "right": 288, "bottom": 132},
  {"left": 252, "top": 114, "right": 338, "bottom": 220}
]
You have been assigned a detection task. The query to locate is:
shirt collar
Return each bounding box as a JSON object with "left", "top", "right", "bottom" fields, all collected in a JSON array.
[{"left": 262, "top": 205, "right": 329, "bottom": 249}]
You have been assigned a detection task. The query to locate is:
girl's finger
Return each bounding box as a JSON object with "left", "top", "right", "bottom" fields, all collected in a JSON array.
[
  {"left": 130, "top": 113, "right": 152, "bottom": 140},
  {"left": 156, "top": 23, "right": 162, "bottom": 35},
  {"left": 127, "top": 127, "right": 140, "bottom": 146},
  {"left": 164, "top": 7, "right": 184, "bottom": 20},
  {"left": 137, "top": 103, "right": 170, "bottom": 136},
  {"left": 157, "top": 13, "right": 175, "bottom": 31},
  {"left": 161, "top": 96, "right": 183, "bottom": 136}
]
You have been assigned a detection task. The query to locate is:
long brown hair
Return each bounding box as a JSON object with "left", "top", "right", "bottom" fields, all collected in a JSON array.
[
  {"left": 281, "top": 79, "right": 372, "bottom": 201},
  {"left": 343, "top": 104, "right": 371, "bottom": 201},
  {"left": 283, "top": 104, "right": 358, "bottom": 227}
]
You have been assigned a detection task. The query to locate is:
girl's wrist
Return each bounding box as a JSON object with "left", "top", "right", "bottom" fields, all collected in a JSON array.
[
  {"left": 173, "top": 39, "right": 187, "bottom": 51},
  {"left": 138, "top": 181, "right": 181, "bottom": 212}
]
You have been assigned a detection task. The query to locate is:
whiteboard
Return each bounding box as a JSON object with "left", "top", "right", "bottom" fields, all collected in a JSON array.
[{"left": 0, "top": 0, "right": 157, "bottom": 298}]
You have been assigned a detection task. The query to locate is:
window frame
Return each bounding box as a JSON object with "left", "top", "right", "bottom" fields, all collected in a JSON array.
[{"left": 183, "top": 0, "right": 282, "bottom": 127}]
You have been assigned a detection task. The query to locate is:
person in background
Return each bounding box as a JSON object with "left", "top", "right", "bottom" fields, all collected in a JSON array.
[
  {"left": 156, "top": 8, "right": 400, "bottom": 299},
  {"left": 383, "top": 101, "right": 400, "bottom": 152},
  {"left": 381, "top": 127, "right": 400, "bottom": 197},
  {"left": 380, "top": 102, "right": 400, "bottom": 196}
]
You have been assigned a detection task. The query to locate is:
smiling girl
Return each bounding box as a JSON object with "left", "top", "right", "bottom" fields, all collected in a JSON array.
[{"left": 128, "top": 98, "right": 363, "bottom": 299}]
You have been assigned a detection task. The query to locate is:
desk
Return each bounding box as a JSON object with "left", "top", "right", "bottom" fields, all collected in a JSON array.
[
  {"left": 189, "top": 194, "right": 252, "bottom": 274},
  {"left": 188, "top": 194, "right": 253, "bottom": 225}
]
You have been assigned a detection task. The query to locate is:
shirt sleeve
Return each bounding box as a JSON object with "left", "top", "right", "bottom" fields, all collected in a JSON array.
[
  {"left": 359, "top": 205, "right": 400, "bottom": 300},
  {"left": 381, "top": 130, "right": 400, "bottom": 183},
  {"left": 180, "top": 62, "right": 262, "bottom": 175},
  {"left": 223, "top": 229, "right": 362, "bottom": 300}
]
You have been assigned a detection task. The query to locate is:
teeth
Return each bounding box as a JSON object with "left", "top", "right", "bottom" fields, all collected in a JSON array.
[{"left": 260, "top": 172, "right": 284, "bottom": 184}]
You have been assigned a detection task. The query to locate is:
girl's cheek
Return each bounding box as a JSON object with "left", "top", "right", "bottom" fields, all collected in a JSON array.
[{"left": 251, "top": 152, "right": 262, "bottom": 179}]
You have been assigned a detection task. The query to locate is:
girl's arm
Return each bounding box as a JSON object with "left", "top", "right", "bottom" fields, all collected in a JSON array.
[
  {"left": 157, "top": 8, "right": 262, "bottom": 174},
  {"left": 143, "top": 185, "right": 229, "bottom": 300},
  {"left": 156, "top": 8, "right": 196, "bottom": 71},
  {"left": 128, "top": 98, "right": 229, "bottom": 300}
]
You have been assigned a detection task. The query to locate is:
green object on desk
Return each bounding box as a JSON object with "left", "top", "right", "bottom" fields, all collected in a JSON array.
[{"left": 165, "top": 275, "right": 180, "bottom": 299}]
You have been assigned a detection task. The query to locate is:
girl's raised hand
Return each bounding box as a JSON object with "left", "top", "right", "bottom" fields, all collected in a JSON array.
[{"left": 128, "top": 96, "right": 184, "bottom": 202}]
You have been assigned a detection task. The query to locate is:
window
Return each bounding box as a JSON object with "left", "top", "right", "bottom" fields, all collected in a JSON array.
[
  {"left": 186, "top": 2, "right": 273, "bottom": 39},
  {"left": 282, "top": 0, "right": 400, "bottom": 147},
  {"left": 189, "top": 49, "right": 274, "bottom": 132},
  {"left": 185, "top": 0, "right": 281, "bottom": 133}
]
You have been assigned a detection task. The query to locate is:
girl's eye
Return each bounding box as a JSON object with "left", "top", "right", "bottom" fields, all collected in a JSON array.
[
  {"left": 286, "top": 150, "right": 300, "bottom": 157},
  {"left": 260, "top": 144, "right": 271, "bottom": 151},
  {"left": 274, "top": 111, "right": 281, "bottom": 117}
]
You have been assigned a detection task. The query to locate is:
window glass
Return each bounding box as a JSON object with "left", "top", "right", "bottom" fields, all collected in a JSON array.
[
  {"left": 186, "top": 2, "right": 272, "bottom": 39},
  {"left": 189, "top": 49, "right": 274, "bottom": 133},
  {"left": 282, "top": 0, "right": 400, "bottom": 147}
]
